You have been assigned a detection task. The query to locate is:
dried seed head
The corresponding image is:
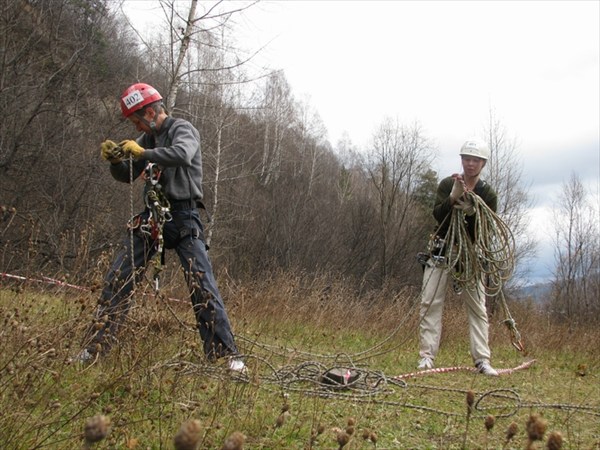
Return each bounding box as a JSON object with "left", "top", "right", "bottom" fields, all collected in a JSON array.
[
  {"left": 347, "top": 417, "right": 356, "bottom": 427},
  {"left": 336, "top": 431, "right": 350, "bottom": 448},
  {"left": 546, "top": 431, "right": 563, "bottom": 450},
  {"left": 173, "top": 419, "right": 202, "bottom": 450},
  {"left": 369, "top": 432, "right": 377, "bottom": 444},
  {"left": 275, "top": 411, "right": 290, "bottom": 428},
  {"left": 505, "top": 422, "right": 518, "bottom": 441},
  {"left": 526, "top": 414, "right": 547, "bottom": 442},
  {"left": 466, "top": 390, "right": 475, "bottom": 413},
  {"left": 275, "top": 413, "right": 285, "bottom": 428},
  {"left": 362, "top": 429, "right": 371, "bottom": 440},
  {"left": 345, "top": 425, "right": 355, "bottom": 435},
  {"left": 317, "top": 424, "right": 326, "bottom": 435},
  {"left": 220, "top": 431, "right": 245, "bottom": 450},
  {"left": 576, "top": 364, "right": 587, "bottom": 377},
  {"left": 484, "top": 415, "right": 495, "bottom": 431},
  {"left": 84, "top": 415, "right": 111, "bottom": 444}
]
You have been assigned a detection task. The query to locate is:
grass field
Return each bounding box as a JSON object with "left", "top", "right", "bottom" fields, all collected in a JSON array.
[{"left": 1, "top": 271, "right": 598, "bottom": 449}]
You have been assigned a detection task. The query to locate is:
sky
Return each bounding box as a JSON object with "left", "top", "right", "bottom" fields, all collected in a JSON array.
[{"left": 121, "top": 0, "right": 599, "bottom": 284}]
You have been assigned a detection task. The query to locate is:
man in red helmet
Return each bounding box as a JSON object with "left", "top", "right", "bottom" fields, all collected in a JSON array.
[{"left": 77, "top": 83, "right": 246, "bottom": 373}]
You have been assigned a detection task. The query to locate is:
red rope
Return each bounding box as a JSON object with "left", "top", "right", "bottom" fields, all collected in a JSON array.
[
  {"left": 0, "top": 272, "right": 186, "bottom": 304},
  {"left": 1, "top": 272, "right": 89, "bottom": 291},
  {"left": 393, "top": 359, "right": 536, "bottom": 380}
]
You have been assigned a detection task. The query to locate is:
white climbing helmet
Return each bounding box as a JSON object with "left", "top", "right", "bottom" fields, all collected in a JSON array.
[{"left": 459, "top": 138, "right": 490, "bottom": 160}]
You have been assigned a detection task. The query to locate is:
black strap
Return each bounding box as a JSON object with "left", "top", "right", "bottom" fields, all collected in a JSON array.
[{"left": 170, "top": 199, "right": 198, "bottom": 211}]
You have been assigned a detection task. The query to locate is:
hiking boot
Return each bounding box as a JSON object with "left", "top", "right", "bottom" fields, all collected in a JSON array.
[
  {"left": 69, "top": 349, "right": 94, "bottom": 364},
  {"left": 228, "top": 357, "right": 248, "bottom": 375},
  {"left": 417, "top": 357, "right": 434, "bottom": 370},
  {"left": 476, "top": 360, "right": 499, "bottom": 376}
]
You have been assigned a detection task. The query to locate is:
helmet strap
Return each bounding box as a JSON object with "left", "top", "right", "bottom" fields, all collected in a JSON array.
[{"left": 135, "top": 109, "right": 159, "bottom": 136}]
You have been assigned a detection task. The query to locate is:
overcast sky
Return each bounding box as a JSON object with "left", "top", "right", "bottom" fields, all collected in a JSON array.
[{"left": 122, "top": 0, "right": 599, "bottom": 284}]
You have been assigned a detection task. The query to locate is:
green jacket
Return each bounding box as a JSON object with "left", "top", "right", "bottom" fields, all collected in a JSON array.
[{"left": 432, "top": 176, "right": 498, "bottom": 240}]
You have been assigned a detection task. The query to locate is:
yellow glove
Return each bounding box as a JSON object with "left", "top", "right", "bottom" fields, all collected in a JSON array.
[
  {"left": 119, "top": 140, "right": 145, "bottom": 159},
  {"left": 100, "top": 140, "right": 123, "bottom": 163}
]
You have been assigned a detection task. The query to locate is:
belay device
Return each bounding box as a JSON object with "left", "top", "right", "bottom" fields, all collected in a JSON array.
[{"left": 320, "top": 368, "right": 360, "bottom": 388}]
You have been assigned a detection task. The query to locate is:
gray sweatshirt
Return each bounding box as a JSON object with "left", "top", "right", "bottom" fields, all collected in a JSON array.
[{"left": 109, "top": 116, "right": 204, "bottom": 202}]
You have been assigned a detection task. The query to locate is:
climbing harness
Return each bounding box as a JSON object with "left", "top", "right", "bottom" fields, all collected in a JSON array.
[
  {"left": 144, "top": 162, "right": 171, "bottom": 292},
  {"left": 127, "top": 162, "right": 172, "bottom": 292}
]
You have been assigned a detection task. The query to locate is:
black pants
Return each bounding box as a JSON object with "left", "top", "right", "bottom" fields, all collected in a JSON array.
[{"left": 87, "top": 208, "right": 239, "bottom": 360}]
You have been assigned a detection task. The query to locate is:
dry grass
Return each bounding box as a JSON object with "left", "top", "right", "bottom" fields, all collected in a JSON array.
[{"left": 1, "top": 269, "right": 599, "bottom": 449}]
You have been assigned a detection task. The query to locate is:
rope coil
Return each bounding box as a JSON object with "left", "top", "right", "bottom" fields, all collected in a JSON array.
[
  {"left": 443, "top": 191, "right": 516, "bottom": 296},
  {"left": 433, "top": 191, "right": 525, "bottom": 353}
]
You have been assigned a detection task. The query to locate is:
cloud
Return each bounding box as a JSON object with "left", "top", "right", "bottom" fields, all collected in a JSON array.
[{"left": 525, "top": 139, "right": 600, "bottom": 208}]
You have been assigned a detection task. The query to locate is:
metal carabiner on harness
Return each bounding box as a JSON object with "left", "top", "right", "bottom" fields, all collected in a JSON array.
[
  {"left": 502, "top": 318, "right": 526, "bottom": 353},
  {"left": 141, "top": 162, "right": 172, "bottom": 293},
  {"left": 144, "top": 162, "right": 162, "bottom": 186}
]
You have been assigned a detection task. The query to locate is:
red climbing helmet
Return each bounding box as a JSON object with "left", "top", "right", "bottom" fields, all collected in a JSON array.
[{"left": 120, "top": 83, "right": 163, "bottom": 118}]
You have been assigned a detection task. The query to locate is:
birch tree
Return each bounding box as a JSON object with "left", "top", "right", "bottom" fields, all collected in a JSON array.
[
  {"left": 259, "top": 72, "right": 295, "bottom": 185},
  {"left": 483, "top": 108, "right": 535, "bottom": 286},
  {"left": 551, "top": 173, "right": 600, "bottom": 325}
]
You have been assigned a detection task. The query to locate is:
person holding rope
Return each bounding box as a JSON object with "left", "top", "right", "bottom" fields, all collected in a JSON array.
[
  {"left": 75, "top": 83, "right": 246, "bottom": 373},
  {"left": 417, "top": 138, "right": 499, "bottom": 376}
]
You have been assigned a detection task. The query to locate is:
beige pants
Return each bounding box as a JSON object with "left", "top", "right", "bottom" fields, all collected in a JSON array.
[{"left": 418, "top": 265, "right": 491, "bottom": 364}]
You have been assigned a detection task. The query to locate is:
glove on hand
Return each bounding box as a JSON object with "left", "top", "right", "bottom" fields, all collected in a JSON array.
[
  {"left": 454, "top": 196, "right": 476, "bottom": 216},
  {"left": 119, "top": 140, "right": 145, "bottom": 159},
  {"left": 100, "top": 140, "right": 123, "bottom": 163},
  {"left": 449, "top": 177, "right": 465, "bottom": 202}
]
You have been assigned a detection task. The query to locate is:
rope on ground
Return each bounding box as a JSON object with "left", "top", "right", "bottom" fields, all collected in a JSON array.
[
  {"left": 148, "top": 354, "right": 599, "bottom": 419},
  {"left": 393, "top": 359, "right": 537, "bottom": 380}
]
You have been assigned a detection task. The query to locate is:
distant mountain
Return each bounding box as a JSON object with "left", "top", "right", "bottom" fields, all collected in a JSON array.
[{"left": 514, "top": 282, "right": 553, "bottom": 303}]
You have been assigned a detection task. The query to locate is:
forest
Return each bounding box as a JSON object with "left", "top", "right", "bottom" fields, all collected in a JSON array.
[
  {"left": 0, "top": 1, "right": 599, "bottom": 448},
  {"left": 1, "top": 0, "right": 598, "bottom": 325}
]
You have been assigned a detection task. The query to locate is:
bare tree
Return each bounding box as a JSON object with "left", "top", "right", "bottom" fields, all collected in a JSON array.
[
  {"left": 259, "top": 72, "right": 295, "bottom": 185},
  {"left": 483, "top": 107, "right": 536, "bottom": 287},
  {"left": 297, "top": 96, "right": 328, "bottom": 196},
  {"left": 366, "top": 118, "right": 434, "bottom": 283},
  {"left": 551, "top": 173, "right": 600, "bottom": 326},
  {"left": 0, "top": 0, "right": 140, "bottom": 277}
]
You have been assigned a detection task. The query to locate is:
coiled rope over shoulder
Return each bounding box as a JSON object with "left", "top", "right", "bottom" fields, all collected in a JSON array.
[
  {"left": 444, "top": 191, "right": 516, "bottom": 296},
  {"left": 437, "top": 191, "right": 525, "bottom": 353}
]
